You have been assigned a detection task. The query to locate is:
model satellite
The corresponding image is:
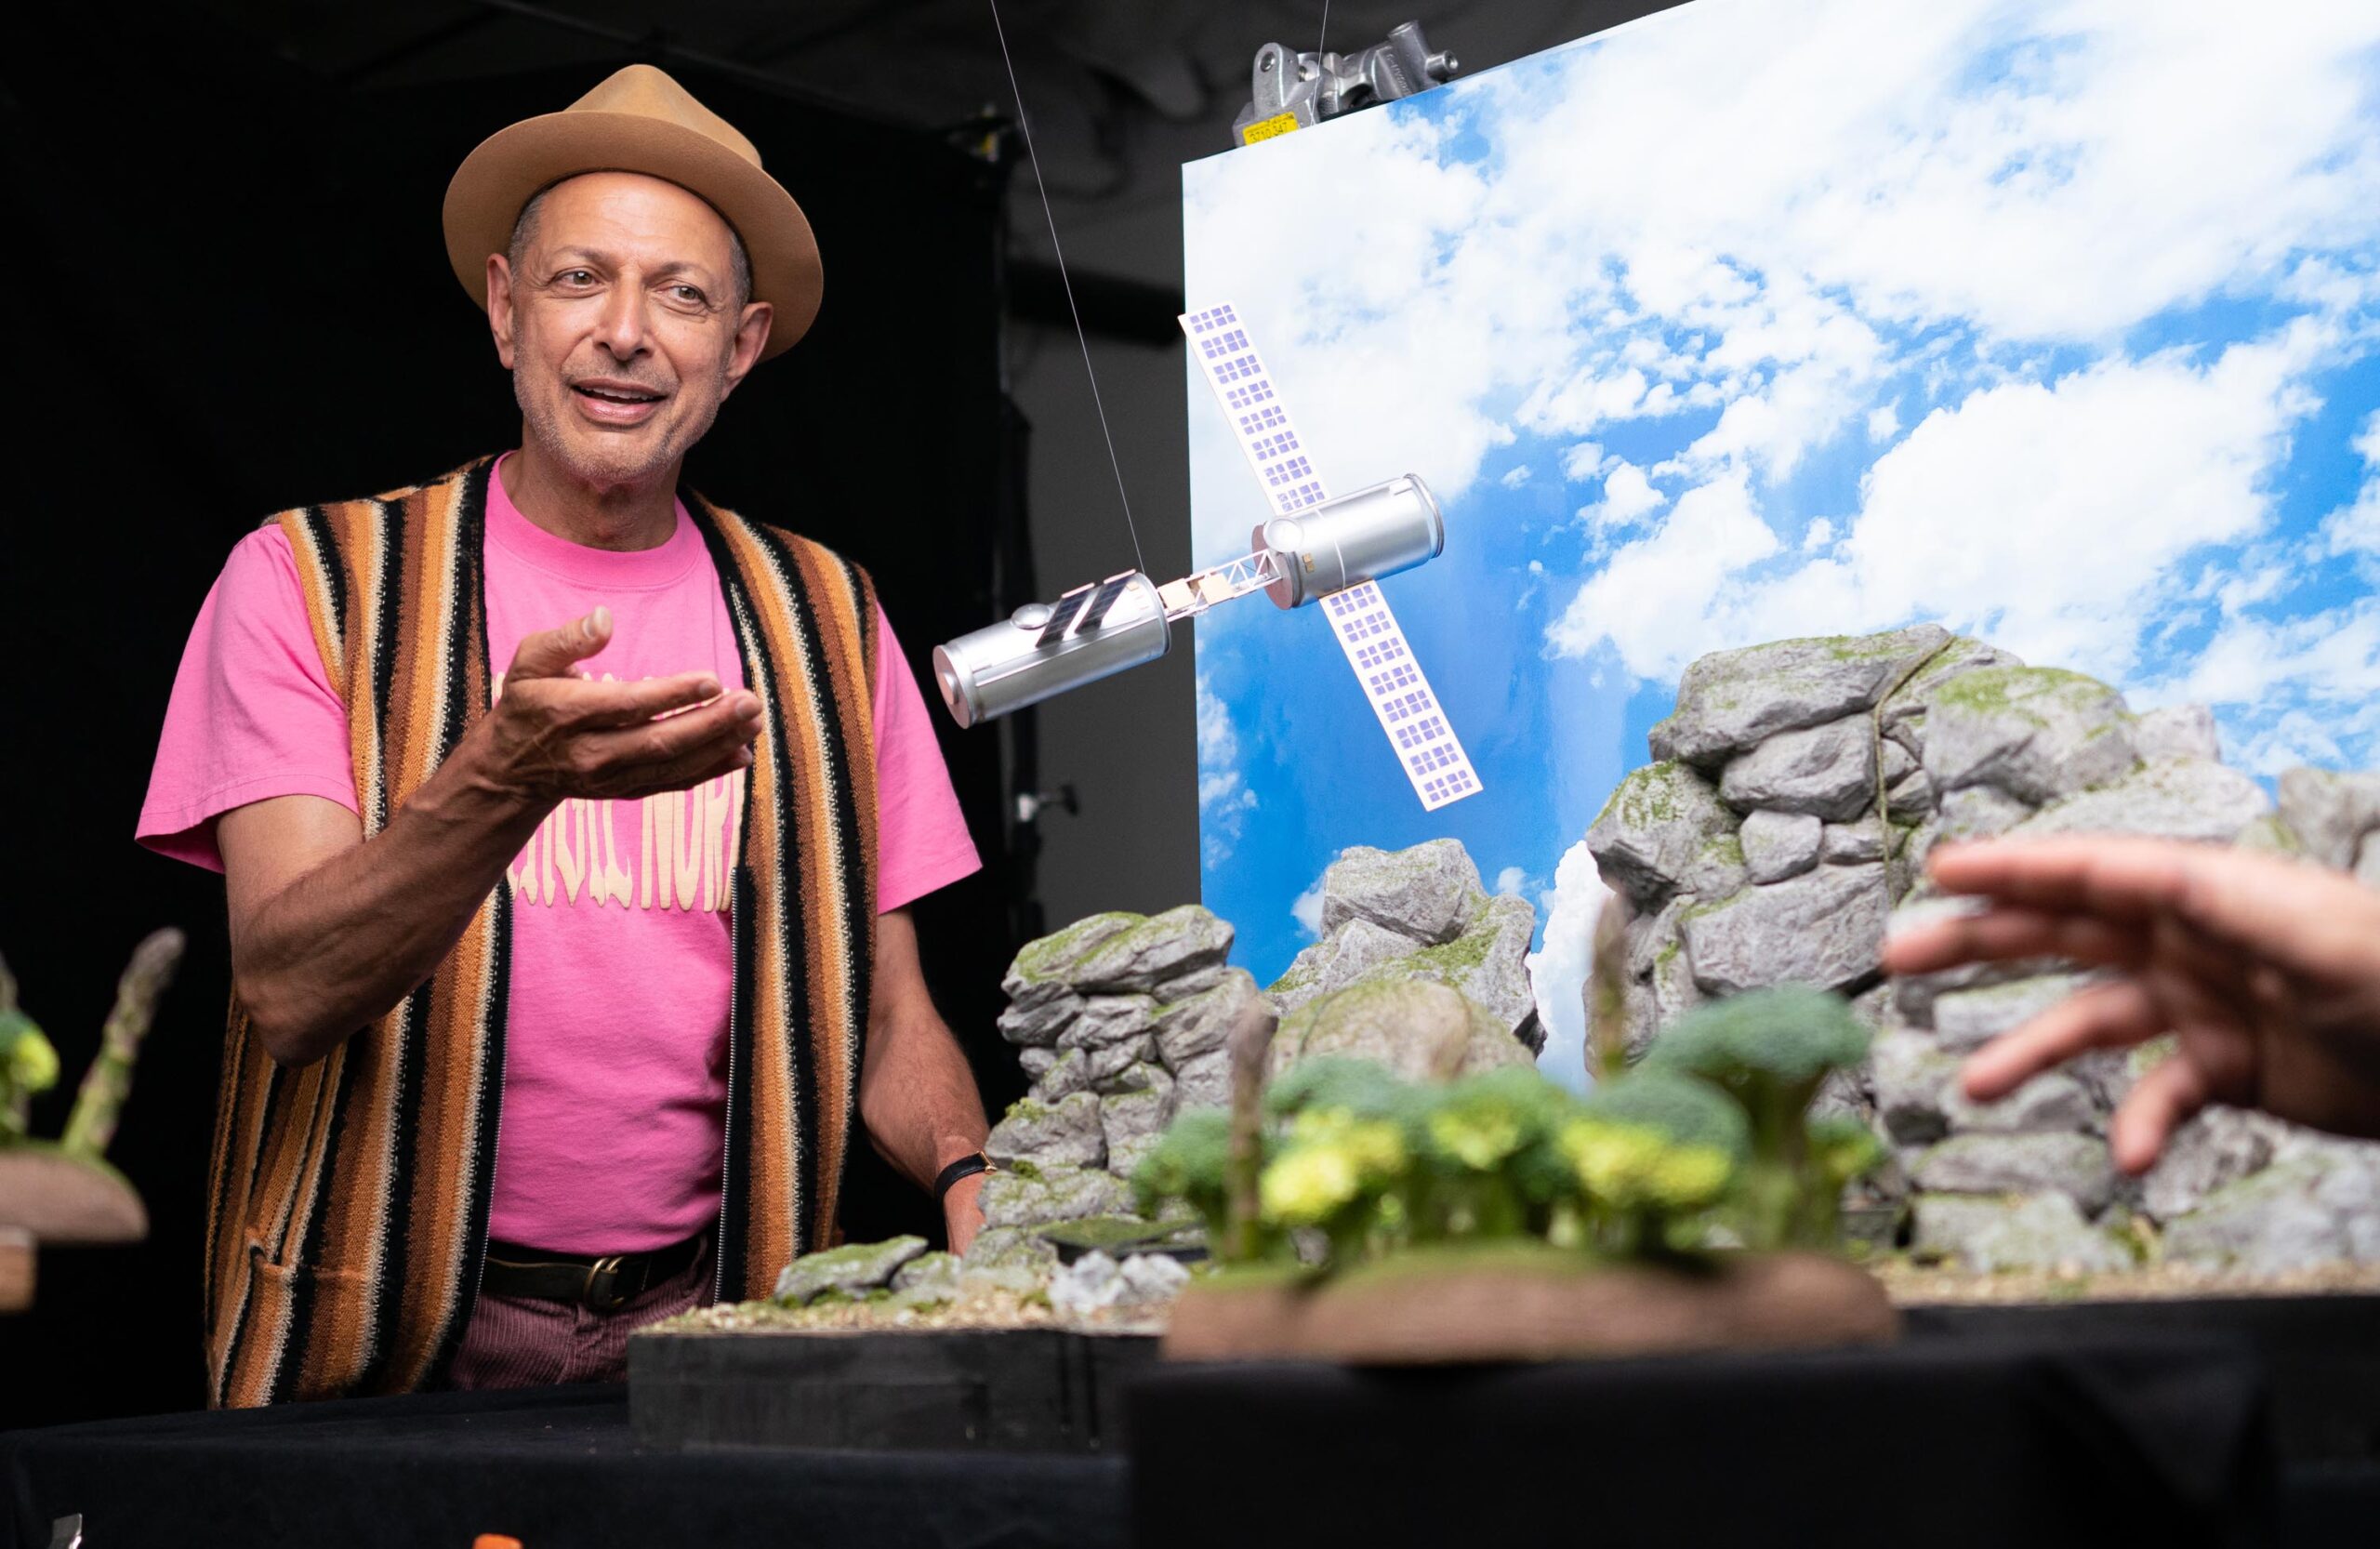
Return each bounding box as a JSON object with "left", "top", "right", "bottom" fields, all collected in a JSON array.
[{"left": 932, "top": 304, "right": 1482, "bottom": 812}]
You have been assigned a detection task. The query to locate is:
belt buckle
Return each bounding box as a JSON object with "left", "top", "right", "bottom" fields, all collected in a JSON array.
[{"left": 583, "top": 1254, "right": 632, "bottom": 1313}]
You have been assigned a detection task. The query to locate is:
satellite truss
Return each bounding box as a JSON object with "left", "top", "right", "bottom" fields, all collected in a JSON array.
[{"left": 932, "top": 302, "right": 1481, "bottom": 813}]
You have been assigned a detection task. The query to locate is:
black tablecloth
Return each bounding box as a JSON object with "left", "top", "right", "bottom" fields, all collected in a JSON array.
[
  {"left": 1130, "top": 1333, "right": 2280, "bottom": 1549},
  {"left": 2, "top": 1384, "right": 1127, "bottom": 1549},
  {"left": 0, "top": 1331, "right": 2302, "bottom": 1549}
]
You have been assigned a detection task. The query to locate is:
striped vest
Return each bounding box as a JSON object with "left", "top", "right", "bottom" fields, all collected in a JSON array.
[{"left": 204, "top": 457, "right": 880, "bottom": 1408}]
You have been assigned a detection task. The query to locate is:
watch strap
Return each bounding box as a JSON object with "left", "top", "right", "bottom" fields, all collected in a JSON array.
[{"left": 933, "top": 1152, "right": 995, "bottom": 1199}]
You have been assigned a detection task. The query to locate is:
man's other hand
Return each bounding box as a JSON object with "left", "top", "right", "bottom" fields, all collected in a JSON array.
[
  {"left": 1883, "top": 836, "right": 2380, "bottom": 1173},
  {"left": 478, "top": 607, "right": 761, "bottom": 805}
]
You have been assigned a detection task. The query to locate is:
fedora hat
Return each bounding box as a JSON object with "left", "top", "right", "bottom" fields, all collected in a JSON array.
[{"left": 443, "top": 64, "right": 822, "bottom": 359}]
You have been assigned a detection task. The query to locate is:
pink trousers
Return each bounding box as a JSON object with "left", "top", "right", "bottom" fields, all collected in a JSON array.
[{"left": 446, "top": 1240, "right": 711, "bottom": 1390}]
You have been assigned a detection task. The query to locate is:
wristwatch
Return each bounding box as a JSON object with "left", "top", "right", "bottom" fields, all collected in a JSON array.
[{"left": 933, "top": 1151, "right": 997, "bottom": 1200}]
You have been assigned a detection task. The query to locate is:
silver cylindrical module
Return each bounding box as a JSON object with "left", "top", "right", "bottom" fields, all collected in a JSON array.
[
  {"left": 932, "top": 573, "right": 1170, "bottom": 727},
  {"left": 1252, "top": 473, "right": 1445, "bottom": 609}
]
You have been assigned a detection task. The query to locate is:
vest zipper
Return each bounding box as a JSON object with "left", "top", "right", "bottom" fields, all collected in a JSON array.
[{"left": 712, "top": 873, "right": 740, "bottom": 1304}]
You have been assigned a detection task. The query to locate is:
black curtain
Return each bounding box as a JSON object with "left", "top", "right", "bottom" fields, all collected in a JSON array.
[{"left": 0, "top": 7, "right": 1027, "bottom": 1428}]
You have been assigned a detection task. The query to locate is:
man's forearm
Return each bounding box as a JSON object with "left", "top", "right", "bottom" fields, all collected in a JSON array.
[
  {"left": 858, "top": 1009, "right": 989, "bottom": 1192},
  {"left": 233, "top": 753, "right": 547, "bottom": 1066}
]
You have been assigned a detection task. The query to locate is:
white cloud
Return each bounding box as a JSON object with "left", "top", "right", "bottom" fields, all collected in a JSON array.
[
  {"left": 1546, "top": 329, "right": 2328, "bottom": 685},
  {"left": 1575, "top": 459, "right": 1667, "bottom": 533},
  {"left": 1866, "top": 403, "right": 1901, "bottom": 443},
  {"left": 1493, "top": 866, "right": 1529, "bottom": 895},
  {"left": 1560, "top": 442, "right": 1609, "bottom": 482},
  {"left": 1197, "top": 672, "right": 1258, "bottom": 865},
  {"left": 1526, "top": 839, "right": 1614, "bottom": 1092},
  {"left": 1546, "top": 470, "right": 1780, "bottom": 677},
  {"left": 2320, "top": 408, "right": 2380, "bottom": 563},
  {"left": 1501, "top": 464, "right": 1533, "bottom": 488},
  {"left": 1290, "top": 883, "right": 1325, "bottom": 940},
  {"left": 1188, "top": 0, "right": 2380, "bottom": 574}
]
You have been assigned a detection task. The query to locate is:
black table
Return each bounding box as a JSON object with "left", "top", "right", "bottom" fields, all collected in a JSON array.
[
  {"left": 3, "top": 1384, "right": 1127, "bottom": 1549},
  {"left": 8, "top": 1326, "right": 2370, "bottom": 1549}
]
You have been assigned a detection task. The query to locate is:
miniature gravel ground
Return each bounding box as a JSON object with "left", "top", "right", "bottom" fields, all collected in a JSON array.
[
  {"left": 649, "top": 1286, "right": 1169, "bottom": 1338},
  {"left": 1875, "top": 1259, "right": 2380, "bottom": 1304},
  {"left": 644, "top": 1260, "right": 2380, "bottom": 1342}
]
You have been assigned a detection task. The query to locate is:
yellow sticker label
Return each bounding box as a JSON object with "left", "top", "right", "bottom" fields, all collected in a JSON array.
[{"left": 1240, "top": 112, "right": 1301, "bottom": 145}]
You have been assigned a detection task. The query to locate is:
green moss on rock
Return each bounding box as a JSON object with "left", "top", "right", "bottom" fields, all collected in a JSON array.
[{"left": 1008, "top": 911, "right": 1144, "bottom": 985}]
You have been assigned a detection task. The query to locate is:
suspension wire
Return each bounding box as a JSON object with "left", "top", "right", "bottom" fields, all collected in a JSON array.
[
  {"left": 985, "top": 0, "right": 1149, "bottom": 578},
  {"left": 1316, "top": 0, "right": 1332, "bottom": 70}
]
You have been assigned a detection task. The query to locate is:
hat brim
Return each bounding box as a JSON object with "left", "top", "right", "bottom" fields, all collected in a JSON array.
[{"left": 443, "top": 110, "right": 822, "bottom": 360}]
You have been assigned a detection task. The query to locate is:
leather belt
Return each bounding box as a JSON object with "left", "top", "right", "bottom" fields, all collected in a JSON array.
[{"left": 481, "top": 1232, "right": 708, "bottom": 1313}]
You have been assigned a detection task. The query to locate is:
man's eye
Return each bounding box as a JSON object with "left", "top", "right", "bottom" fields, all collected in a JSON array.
[
  {"left": 556, "top": 269, "right": 597, "bottom": 287},
  {"left": 670, "top": 285, "right": 707, "bottom": 306}
]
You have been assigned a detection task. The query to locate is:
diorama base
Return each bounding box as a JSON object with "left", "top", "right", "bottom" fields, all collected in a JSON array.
[
  {"left": 1162, "top": 1248, "right": 1900, "bottom": 1363},
  {"left": 626, "top": 1287, "right": 2380, "bottom": 1473},
  {"left": 628, "top": 1326, "right": 1157, "bottom": 1453}
]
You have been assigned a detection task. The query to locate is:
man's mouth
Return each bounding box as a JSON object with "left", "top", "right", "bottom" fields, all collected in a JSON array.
[
  {"left": 568, "top": 379, "right": 670, "bottom": 426},
  {"left": 572, "top": 383, "right": 667, "bottom": 404}
]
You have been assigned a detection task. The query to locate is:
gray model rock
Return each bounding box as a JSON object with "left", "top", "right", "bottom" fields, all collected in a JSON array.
[
  {"left": 1921, "top": 667, "right": 2138, "bottom": 804},
  {"left": 1648, "top": 624, "right": 1951, "bottom": 767},
  {"left": 1911, "top": 1194, "right": 2132, "bottom": 1275},
  {"left": 984, "top": 851, "right": 1546, "bottom": 1264},
  {"left": 985, "top": 1090, "right": 1105, "bottom": 1170},
  {"left": 1678, "top": 862, "right": 1888, "bottom": 996},
  {"left": 1739, "top": 810, "right": 1822, "bottom": 883},
  {"left": 773, "top": 1235, "right": 929, "bottom": 1305},
  {"left": 1268, "top": 979, "right": 1528, "bottom": 1083},
  {"left": 1585, "top": 622, "right": 2380, "bottom": 1267},
  {"left": 1586, "top": 761, "right": 1740, "bottom": 909},
  {"left": 1718, "top": 716, "right": 1877, "bottom": 821},
  {"left": 1318, "top": 839, "right": 1484, "bottom": 944}
]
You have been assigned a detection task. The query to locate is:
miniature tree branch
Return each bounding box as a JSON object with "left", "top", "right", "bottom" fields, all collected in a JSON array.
[
  {"left": 1588, "top": 893, "right": 1634, "bottom": 1084},
  {"left": 1223, "top": 994, "right": 1279, "bottom": 1264},
  {"left": 61, "top": 929, "right": 183, "bottom": 1162}
]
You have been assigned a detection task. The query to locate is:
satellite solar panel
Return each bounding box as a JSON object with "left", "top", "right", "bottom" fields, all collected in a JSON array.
[
  {"left": 1077, "top": 573, "right": 1135, "bottom": 633},
  {"left": 1036, "top": 585, "right": 1091, "bottom": 648},
  {"left": 1179, "top": 304, "right": 1482, "bottom": 811}
]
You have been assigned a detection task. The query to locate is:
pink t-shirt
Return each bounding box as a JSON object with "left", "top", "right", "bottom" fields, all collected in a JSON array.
[{"left": 138, "top": 458, "right": 981, "bottom": 1253}]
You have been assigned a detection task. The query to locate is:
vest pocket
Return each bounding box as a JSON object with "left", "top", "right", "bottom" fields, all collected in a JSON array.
[{"left": 228, "top": 1239, "right": 371, "bottom": 1405}]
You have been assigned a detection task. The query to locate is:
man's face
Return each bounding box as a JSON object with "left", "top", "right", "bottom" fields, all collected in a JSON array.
[{"left": 487, "top": 172, "right": 773, "bottom": 493}]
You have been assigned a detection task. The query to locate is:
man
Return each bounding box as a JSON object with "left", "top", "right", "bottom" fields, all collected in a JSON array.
[
  {"left": 138, "top": 65, "right": 996, "bottom": 1407},
  {"left": 1886, "top": 836, "right": 2380, "bottom": 1165}
]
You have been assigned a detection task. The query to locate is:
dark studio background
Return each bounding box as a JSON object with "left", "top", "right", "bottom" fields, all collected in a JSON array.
[{"left": 0, "top": 0, "right": 1665, "bottom": 1430}]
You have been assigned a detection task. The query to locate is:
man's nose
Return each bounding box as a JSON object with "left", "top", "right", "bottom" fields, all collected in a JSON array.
[{"left": 592, "top": 282, "right": 652, "bottom": 360}]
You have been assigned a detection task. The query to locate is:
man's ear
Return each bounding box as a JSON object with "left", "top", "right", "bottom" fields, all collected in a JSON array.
[
  {"left": 486, "top": 254, "right": 518, "bottom": 371},
  {"left": 721, "top": 300, "right": 774, "bottom": 397}
]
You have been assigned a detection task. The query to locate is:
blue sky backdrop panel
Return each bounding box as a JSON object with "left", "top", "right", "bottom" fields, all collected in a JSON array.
[{"left": 1182, "top": 0, "right": 2380, "bottom": 1085}]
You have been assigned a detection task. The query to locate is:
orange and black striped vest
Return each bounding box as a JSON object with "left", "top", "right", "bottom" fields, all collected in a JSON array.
[{"left": 203, "top": 457, "right": 880, "bottom": 1408}]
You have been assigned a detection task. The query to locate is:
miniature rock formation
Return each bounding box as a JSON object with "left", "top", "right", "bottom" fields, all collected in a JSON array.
[
  {"left": 1268, "top": 838, "right": 1543, "bottom": 1054},
  {"left": 980, "top": 905, "right": 1250, "bottom": 1245},
  {"left": 981, "top": 847, "right": 1542, "bottom": 1252},
  {"left": 1592, "top": 625, "right": 2380, "bottom": 1274}
]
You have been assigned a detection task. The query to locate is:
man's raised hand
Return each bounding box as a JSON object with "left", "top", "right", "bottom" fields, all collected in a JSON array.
[
  {"left": 476, "top": 606, "right": 761, "bottom": 805},
  {"left": 1882, "top": 836, "right": 2380, "bottom": 1173}
]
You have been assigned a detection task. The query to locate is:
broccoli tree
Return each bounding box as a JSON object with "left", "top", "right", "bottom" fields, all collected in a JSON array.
[
  {"left": 1642, "top": 986, "right": 1873, "bottom": 1249},
  {"left": 1131, "top": 1107, "right": 1236, "bottom": 1251},
  {"left": 1564, "top": 1068, "right": 1748, "bottom": 1257},
  {"left": 0, "top": 954, "right": 60, "bottom": 1146}
]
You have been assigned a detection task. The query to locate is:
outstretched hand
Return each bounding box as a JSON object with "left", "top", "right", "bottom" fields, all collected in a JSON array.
[
  {"left": 1882, "top": 837, "right": 2380, "bottom": 1173},
  {"left": 478, "top": 607, "right": 761, "bottom": 805}
]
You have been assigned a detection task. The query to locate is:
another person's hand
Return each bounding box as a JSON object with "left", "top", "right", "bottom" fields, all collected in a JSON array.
[
  {"left": 1882, "top": 836, "right": 2380, "bottom": 1173},
  {"left": 474, "top": 607, "right": 760, "bottom": 805}
]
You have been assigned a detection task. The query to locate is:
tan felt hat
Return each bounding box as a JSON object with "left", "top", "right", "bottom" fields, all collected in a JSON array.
[{"left": 443, "top": 63, "right": 822, "bottom": 359}]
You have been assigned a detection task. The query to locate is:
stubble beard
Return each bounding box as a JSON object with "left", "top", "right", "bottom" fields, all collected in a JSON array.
[{"left": 516, "top": 366, "right": 729, "bottom": 494}]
